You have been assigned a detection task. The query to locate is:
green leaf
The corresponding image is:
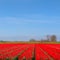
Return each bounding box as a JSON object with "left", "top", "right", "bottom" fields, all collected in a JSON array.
[
  {"left": 6, "top": 58, "right": 10, "bottom": 60},
  {"left": 13, "top": 57, "right": 18, "bottom": 60}
]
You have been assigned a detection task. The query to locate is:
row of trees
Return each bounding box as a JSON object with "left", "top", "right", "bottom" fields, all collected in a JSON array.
[
  {"left": 46, "top": 35, "right": 57, "bottom": 42},
  {"left": 0, "top": 35, "right": 57, "bottom": 42},
  {"left": 30, "top": 35, "right": 57, "bottom": 42}
]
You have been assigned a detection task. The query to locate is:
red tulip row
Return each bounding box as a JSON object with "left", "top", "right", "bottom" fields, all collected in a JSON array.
[
  {"left": 0, "top": 44, "right": 29, "bottom": 60},
  {"left": 40, "top": 44, "right": 60, "bottom": 60},
  {"left": 18, "top": 44, "right": 35, "bottom": 60},
  {"left": 35, "top": 44, "right": 50, "bottom": 60},
  {"left": 0, "top": 44, "right": 60, "bottom": 60}
]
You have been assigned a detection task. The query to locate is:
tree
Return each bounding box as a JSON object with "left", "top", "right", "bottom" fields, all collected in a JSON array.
[
  {"left": 29, "top": 39, "right": 36, "bottom": 42},
  {"left": 50, "top": 35, "right": 57, "bottom": 42}
]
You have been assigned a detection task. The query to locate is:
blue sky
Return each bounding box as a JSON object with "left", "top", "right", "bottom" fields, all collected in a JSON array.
[{"left": 0, "top": 0, "right": 60, "bottom": 41}]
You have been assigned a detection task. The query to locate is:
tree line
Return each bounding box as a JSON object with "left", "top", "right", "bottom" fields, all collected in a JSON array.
[{"left": 30, "top": 35, "right": 57, "bottom": 42}]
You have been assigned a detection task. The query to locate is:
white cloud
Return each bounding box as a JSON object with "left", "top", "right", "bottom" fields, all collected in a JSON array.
[{"left": 0, "top": 17, "right": 60, "bottom": 25}]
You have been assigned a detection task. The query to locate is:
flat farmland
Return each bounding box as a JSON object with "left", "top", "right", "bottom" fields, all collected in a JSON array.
[{"left": 0, "top": 43, "right": 60, "bottom": 60}]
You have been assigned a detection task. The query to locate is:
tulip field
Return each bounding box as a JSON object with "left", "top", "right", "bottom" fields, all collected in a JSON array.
[{"left": 0, "top": 43, "right": 60, "bottom": 60}]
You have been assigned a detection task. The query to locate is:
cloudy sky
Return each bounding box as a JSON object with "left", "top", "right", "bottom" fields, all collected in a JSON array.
[{"left": 0, "top": 0, "right": 60, "bottom": 41}]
